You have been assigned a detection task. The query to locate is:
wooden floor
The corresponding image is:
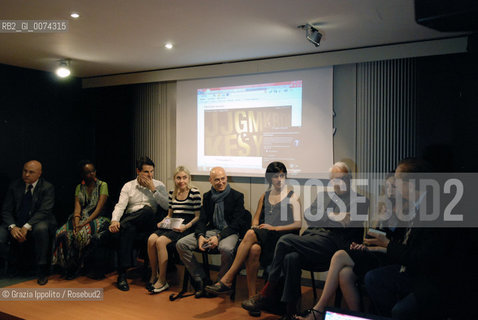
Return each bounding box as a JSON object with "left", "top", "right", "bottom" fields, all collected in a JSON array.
[{"left": 0, "top": 266, "right": 318, "bottom": 320}]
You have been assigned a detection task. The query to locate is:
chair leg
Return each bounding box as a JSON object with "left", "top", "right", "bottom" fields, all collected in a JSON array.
[
  {"left": 310, "top": 270, "right": 317, "bottom": 301},
  {"left": 230, "top": 273, "right": 237, "bottom": 301},
  {"left": 201, "top": 252, "right": 211, "bottom": 283},
  {"left": 169, "top": 266, "right": 194, "bottom": 301}
]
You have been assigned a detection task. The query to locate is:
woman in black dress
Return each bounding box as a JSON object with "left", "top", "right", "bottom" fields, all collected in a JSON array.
[
  {"left": 205, "top": 161, "right": 302, "bottom": 298},
  {"left": 146, "top": 166, "right": 201, "bottom": 294}
]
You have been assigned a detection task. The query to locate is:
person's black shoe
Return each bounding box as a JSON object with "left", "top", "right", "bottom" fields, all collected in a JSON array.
[
  {"left": 146, "top": 276, "right": 158, "bottom": 292},
  {"left": 37, "top": 275, "right": 48, "bottom": 285},
  {"left": 117, "top": 274, "right": 130, "bottom": 291},
  {"left": 248, "top": 310, "right": 261, "bottom": 317},
  {"left": 241, "top": 294, "right": 266, "bottom": 312},
  {"left": 194, "top": 278, "right": 206, "bottom": 298},
  {"left": 36, "top": 264, "right": 49, "bottom": 285},
  {"left": 205, "top": 280, "right": 233, "bottom": 295},
  {"left": 295, "top": 308, "right": 324, "bottom": 320},
  {"left": 194, "top": 278, "right": 216, "bottom": 298}
]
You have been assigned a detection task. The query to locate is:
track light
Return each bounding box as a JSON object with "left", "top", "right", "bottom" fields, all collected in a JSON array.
[
  {"left": 298, "top": 23, "right": 323, "bottom": 47},
  {"left": 55, "top": 59, "right": 71, "bottom": 78}
]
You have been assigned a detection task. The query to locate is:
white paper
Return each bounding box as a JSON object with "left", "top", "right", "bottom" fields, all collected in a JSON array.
[{"left": 159, "top": 217, "right": 184, "bottom": 229}]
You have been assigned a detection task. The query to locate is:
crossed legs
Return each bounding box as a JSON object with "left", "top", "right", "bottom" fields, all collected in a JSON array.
[
  {"left": 296, "top": 250, "right": 360, "bottom": 320},
  {"left": 317, "top": 250, "right": 360, "bottom": 312}
]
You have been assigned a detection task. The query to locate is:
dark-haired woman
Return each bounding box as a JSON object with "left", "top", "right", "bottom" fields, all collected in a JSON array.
[
  {"left": 205, "top": 161, "right": 301, "bottom": 298},
  {"left": 52, "top": 161, "right": 110, "bottom": 279}
]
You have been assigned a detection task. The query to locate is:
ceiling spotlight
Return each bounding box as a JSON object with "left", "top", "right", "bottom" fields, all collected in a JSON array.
[
  {"left": 70, "top": 12, "right": 80, "bottom": 18},
  {"left": 165, "top": 43, "right": 173, "bottom": 49},
  {"left": 55, "top": 59, "right": 71, "bottom": 78},
  {"left": 298, "top": 23, "right": 322, "bottom": 47}
]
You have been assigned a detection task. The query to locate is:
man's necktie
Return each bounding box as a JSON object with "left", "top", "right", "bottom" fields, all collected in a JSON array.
[{"left": 17, "top": 184, "right": 33, "bottom": 226}]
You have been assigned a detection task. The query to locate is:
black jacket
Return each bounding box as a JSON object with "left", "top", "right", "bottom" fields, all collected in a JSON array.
[
  {"left": 194, "top": 187, "right": 249, "bottom": 240},
  {"left": 1, "top": 177, "right": 56, "bottom": 227}
]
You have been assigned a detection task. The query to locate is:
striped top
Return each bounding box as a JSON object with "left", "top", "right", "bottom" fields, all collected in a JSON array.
[{"left": 169, "top": 187, "right": 201, "bottom": 215}]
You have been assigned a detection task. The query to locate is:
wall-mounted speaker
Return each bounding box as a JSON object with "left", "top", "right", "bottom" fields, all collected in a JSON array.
[{"left": 415, "top": 0, "right": 478, "bottom": 32}]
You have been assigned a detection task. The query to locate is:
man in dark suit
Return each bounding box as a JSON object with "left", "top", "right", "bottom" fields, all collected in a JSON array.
[
  {"left": 0, "top": 160, "right": 56, "bottom": 285},
  {"left": 176, "top": 167, "right": 249, "bottom": 298}
]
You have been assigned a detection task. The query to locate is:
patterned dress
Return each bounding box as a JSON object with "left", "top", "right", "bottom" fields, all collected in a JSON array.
[{"left": 52, "top": 179, "right": 110, "bottom": 271}]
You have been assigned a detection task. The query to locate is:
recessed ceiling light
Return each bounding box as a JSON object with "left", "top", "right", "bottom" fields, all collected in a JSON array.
[
  {"left": 70, "top": 13, "right": 80, "bottom": 18},
  {"left": 165, "top": 43, "right": 173, "bottom": 49}
]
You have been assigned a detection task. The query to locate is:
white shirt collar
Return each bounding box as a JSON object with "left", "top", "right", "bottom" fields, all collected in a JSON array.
[{"left": 26, "top": 179, "right": 39, "bottom": 193}]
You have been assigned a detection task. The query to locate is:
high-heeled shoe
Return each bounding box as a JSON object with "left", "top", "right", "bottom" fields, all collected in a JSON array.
[{"left": 294, "top": 308, "right": 324, "bottom": 320}]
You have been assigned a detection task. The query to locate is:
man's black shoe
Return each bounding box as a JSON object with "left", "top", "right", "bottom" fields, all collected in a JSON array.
[
  {"left": 36, "top": 264, "right": 49, "bottom": 285},
  {"left": 194, "top": 278, "right": 216, "bottom": 298},
  {"left": 242, "top": 294, "right": 266, "bottom": 312},
  {"left": 37, "top": 275, "right": 48, "bottom": 285},
  {"left": 117, "top": 274, "right": 130, "bottom": 291},
  {"left": 194, "top": 278, "right": 206, "bottom": 298}
]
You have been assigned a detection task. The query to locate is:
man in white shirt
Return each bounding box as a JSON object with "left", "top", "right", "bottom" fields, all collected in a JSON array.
[{"left": 109, "top": 156, "right": 168, "bottom": 291}]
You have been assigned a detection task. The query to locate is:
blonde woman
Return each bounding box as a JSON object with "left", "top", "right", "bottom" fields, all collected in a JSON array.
[{"left": 147, "top": 166, "right": 201, "bottom": 293}]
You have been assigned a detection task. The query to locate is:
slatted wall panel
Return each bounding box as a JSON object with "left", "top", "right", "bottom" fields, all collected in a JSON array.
[
  {"left": 355, "top": 59, "right": 417, "bottom": 226},
  {"left": 132, "top": 83, "right": 165, "bottom": 181},
  {"left": 356, "top": 58, "right": 417, "bottom": 173}
]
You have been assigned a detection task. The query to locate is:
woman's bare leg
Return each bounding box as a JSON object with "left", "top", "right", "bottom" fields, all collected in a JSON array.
[
  {"left": 296, "top": 250, "right": 355, "bottom": 320},
  {"left": 219, "top": 229, "right": 258, "bottom": 287},
  {"left": 245, "top": 243, "right": 261, "bottom": 297},
  {"left": 314, "top": 250, "right": 355, "bottom": 312},
  {"left": 147, "top": 233, "right": 159, "bottom": 283},
  {"left": 338, "top": 266, "right": 360, "bottom": 311},
  {"left": 153, "top": 235, "right": 172, "bottom": 288}
]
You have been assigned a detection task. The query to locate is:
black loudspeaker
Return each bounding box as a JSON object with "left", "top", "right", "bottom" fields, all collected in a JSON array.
[
  {"left": 467, "top": 33, "right": 478, "bottom": 53},
  {"left": 415, "top": 0, "right": 478, "bottom": 32}
]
